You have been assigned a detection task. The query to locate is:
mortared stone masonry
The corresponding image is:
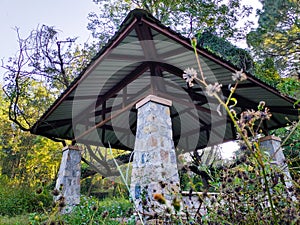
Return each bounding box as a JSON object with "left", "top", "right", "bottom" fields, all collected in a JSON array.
[{"left": 130, "top": 95, "right": 181, "bottom": 215}]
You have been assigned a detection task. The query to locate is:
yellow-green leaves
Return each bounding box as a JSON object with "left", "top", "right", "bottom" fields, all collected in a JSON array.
[{"left": 229, "top": 97, "right": 237, "bottom": 108}]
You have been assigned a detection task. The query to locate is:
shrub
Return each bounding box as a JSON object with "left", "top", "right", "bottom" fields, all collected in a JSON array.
[
  {"left": 62, "top": 196, "right": 133, "bottom": 224},
  {"left": 0, "top": 177, "right": 52, "bottom": 216}
]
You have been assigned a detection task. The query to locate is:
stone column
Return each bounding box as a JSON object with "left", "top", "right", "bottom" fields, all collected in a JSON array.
[
  {"left": 55, "top": 145, "right": 81, "bottom": 213},
  {"left": 260, "top": 135, "right": 293, "bottom": 188},
  {"left": 130, "top": 95, "right": 180, "bottom": 216}
]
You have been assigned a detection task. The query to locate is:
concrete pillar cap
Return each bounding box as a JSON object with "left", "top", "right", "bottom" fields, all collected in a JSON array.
[
  {"left": 259, "top": 135, "right": 281, "bottom": 142},
  {"left": 136, "top": 95, "right": 172, "bottom": 109},
  {"left": 62, "top": 145, "right": 81, "bottom": 152}
]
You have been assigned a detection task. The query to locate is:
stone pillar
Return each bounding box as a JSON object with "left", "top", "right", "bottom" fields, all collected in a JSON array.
[
  {"left": 130, "top": 95, "right": 181, "bottom": 216},
  {"left": 55, "top": 145, "right": 81, "bottom": 213},
  {"left": 260, "top": 135, "right": 293, "bottom": 188}
]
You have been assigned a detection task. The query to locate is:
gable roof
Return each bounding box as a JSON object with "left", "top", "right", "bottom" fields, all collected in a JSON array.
[{"left": 31, "top": 9, "right": 299, "bottom": 152}]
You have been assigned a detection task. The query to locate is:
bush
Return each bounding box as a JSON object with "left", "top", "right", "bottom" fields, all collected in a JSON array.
[
  {"left": 62, "top": 196, "right": 133, "bottom": 224},
  {"left": 0, "top": 177, "right": 52, "bottom": 216}
]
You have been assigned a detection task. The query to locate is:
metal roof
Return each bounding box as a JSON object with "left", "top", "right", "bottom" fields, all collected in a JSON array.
[{"left": 30, "top": 9, "right": 299, "bottom": 152}]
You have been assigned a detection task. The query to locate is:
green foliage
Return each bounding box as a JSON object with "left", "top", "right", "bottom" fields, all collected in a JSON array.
[
  {"left": 88, "top": 0, "right": 253, "bottom": 42},
  {"left": 247, "top": 0, "right": 300, "bottom": 77},
  {"left": 0, "top": 214, "right": 29, "bottom": 225},
  {"left": 0, "top": 87, "right": 62, "bottom": 185},
  {"left": 197, "top": 31, "right": 254, "bottom": 72},
  {"left": 0, "top": 178, "right": 52, "bottom": 216},
  {"left": 35, "top": 196, "right": 133, "bottom": 225},
  {"left": 253, "top": 58, "right": 281, "bottom": 86},
  {"left": 276, "top": 77, "right": 300, "bottom": 99},
  {"left": 273, "top": 122, "right": 300, "bottom": 180}
]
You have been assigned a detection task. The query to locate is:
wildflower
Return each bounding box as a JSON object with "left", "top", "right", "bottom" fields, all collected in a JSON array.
[
  {"left": 217, "top": 209, "right": 223, "bottom": 215},
  {"left": 57, "top": 195, "right": 64, "bottom": 200},
  {"left": 258, "top": 101, "right": 265, "bottom": 110},
  {"left": 227, "top": 177, "right": 233, "bottom": 183},
  {"left": 153, "top": 193, "right": 166, "bottom": 204},
  {"left": 240, "top": 155, "right": 247, "bottom": 163},
  {"left": 91, "top": 205, "right": 98, "bottom": 211},
  {"left": 36, "top": 187, "right": 43, "bottom": 195},
  {"left": 172, "top": 197, "right": 181, "bottom": 211},
  {"left": 101, "top": 210, "right": 109, "bottom": 218},
  {"left": 234, "top": 186, "right": 242, "bottom": 193},
  {"left": 58, "top": 201, "right": 66, "bottom": 208},
  {"left": 51, "top": 189, "right": 60, "bottom": 196},
  {"left": 206, "top": 82, "right": 222, "bottom": 96},
  {"left": 166, "top": 207, "right": 172, "bottom": 214},
  {"left": 239, "top": 109, "right": 259, "bottom": 125},
  {"left": 183, "top": 67, "right": 197, "bottom": 87},
  {"left": 236, "top": 128, "right": 248, "bottom": 139},
  {"left": 232, "top": 69, "right": 247, "bottom": 82},
  {"left": 258, "top": 107, "right": 272, "bottom": 120},
  {"left": 191, "top": 37, "right": 197, "bottom": 48},
  {"left": 159, "top": 181, "right": 166, "bottom": 188}
]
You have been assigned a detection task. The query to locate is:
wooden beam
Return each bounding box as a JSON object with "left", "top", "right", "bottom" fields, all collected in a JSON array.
[{"left": 71, "top": 62, "right": 149, "bottom": 126}]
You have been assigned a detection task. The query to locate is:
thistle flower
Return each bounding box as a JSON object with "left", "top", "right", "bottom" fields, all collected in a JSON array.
[
  {"left": 227, "top": 177, "right": 233, "bottom": 183},
  {"left": 206, "top": 82, "right": 222, "bottom": 96},
  {"left": 159, "top": 181, "right": 166, "bottom": 188},
  {"left": 101, "top": 210, "right": 109, "bottom": 218},
  {"left": 153, "top": 193, "right": 166, "bottom": 204},
  {"left": 36, "top": 187, "right": 43, "bottom": 195},
  {"left": 51, "top": 189, "right": 60, "bottom": 196},
  {"left": 183, "top": 67, "right": 197, "bottom": 87},
  {"left": 58, "top": 201, "right": 66, "bottom": 208},
  {"left": 240, "top": 109, "right": 259, "bottom": 125},
  {"left": 232, "top": 69, "right": 247, "bottom": 82},
  {"left": 258, "top": 107, "right": 272, "bottom": 120}
]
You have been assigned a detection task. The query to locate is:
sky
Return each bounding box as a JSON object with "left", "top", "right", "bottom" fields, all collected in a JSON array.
[{"left": 0, "top": 0, "right": 99, "bottom": 82}]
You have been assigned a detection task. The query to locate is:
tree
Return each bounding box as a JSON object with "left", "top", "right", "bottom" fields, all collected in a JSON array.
[
  {"left": 2, "top": 25, "right": 95, "bottom": 131},
  {"left": 0, "top": 86, "right": 61, "bottom": 185},
  {"left": 247, "top": 0, "right": 300, "bottom": 77},
  {"left": 88, "top": 0, "right": 254, "bottom": 42}
]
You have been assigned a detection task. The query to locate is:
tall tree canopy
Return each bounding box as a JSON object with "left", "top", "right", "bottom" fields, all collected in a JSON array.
[
  {"left": 88, "top": 0, "right": 254, "bottom": 42},
  {"left": 247, "top": 0, "right": 300, "bottom": 77},
  {"left": 2, "top": 26, "right": 95, "bottom": 131},
  {"left": 0, "top": 86, "right": 61, "bottom": 185}
]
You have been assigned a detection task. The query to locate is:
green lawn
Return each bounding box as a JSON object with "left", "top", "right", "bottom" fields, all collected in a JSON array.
[{"left": 0, "top": 215, "right": 29, "bottom": 225}]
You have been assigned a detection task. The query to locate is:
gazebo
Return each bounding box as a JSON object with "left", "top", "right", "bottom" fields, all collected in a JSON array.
[{"left": 31, "top": 9, "right": 299, "bottom": 213}]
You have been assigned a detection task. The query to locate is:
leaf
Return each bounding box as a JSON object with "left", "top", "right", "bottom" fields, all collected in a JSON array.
[
  {"left": 293, "top": 99, "right": 300, "bottom": 108},
  {"left": 229, "top": 97, "right": 237, "bottom": 108}
]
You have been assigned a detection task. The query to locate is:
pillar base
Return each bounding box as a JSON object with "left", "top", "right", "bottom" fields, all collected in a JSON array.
[{"left": 55, "top": 145, "right": 81, "bottom": 214}]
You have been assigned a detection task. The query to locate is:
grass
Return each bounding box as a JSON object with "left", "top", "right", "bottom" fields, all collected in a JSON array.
[{"left": 0, "top": 214, "right": 30, "bottom": 225}]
